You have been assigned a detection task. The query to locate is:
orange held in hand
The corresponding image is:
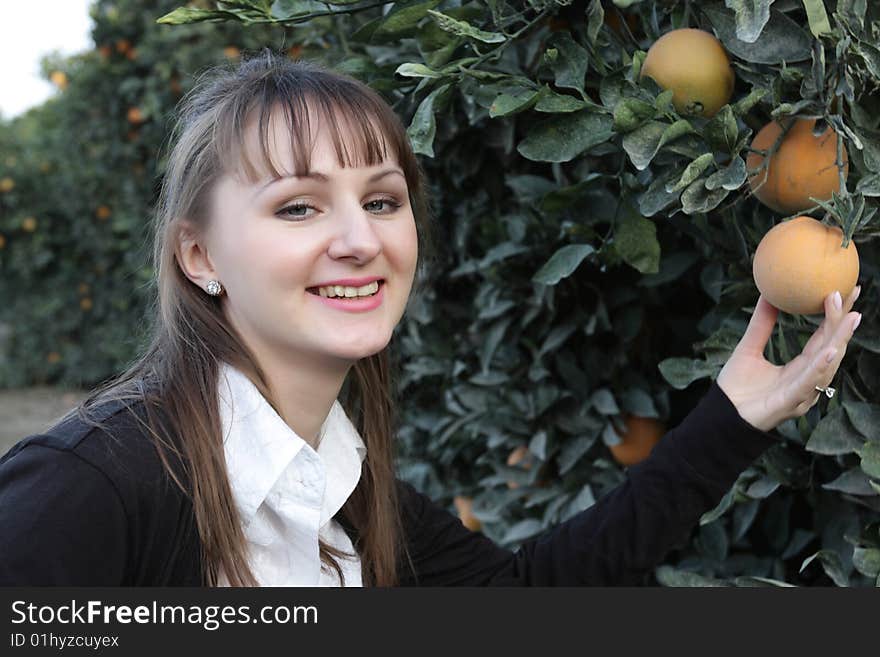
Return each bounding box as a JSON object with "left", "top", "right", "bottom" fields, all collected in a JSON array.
[
  {"left": 609, "top": 415, "right": 665, "bottom": 467},
  {"left": 752, "top": 216, "right": 859, "bottom": 315},
  {"left": 640, "top": 28, "right": 734, "bottom": 118},
  {"left": 746, "top": 118, "right": 847, "bottom": 215}
]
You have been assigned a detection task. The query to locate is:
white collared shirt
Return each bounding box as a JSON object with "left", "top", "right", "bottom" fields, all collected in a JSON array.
[{"left": 215, "top": 362, "right": 366, "bottom": 586}]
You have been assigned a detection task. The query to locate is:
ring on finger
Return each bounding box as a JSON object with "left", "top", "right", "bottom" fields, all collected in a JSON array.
[{"left": 815, "top": 384, "right": 835, "bottom": 398}]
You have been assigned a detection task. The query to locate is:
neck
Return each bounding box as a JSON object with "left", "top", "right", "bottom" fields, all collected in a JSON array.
[{"left": 256, "top": 351, "right": 351, "bottom": 450}]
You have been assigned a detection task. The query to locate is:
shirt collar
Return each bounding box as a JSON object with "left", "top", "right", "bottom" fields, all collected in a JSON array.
[{"left": 217, "top": 361, "right": 367, "bottom": 528}]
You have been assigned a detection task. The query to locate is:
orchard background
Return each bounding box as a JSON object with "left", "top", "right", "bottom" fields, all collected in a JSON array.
[{"left": 1, "top": 0, "right": 878, "bottom": 586}]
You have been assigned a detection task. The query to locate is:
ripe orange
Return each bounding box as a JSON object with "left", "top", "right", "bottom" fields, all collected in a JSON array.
[
  {"left": 50, "top": 71, "right": 68, "bottom": 90},
  {"left": 287, "top": 45, "right": 303, "bottom": 59},
  {"left": 506, "top": 445, "right": 533, "bottom": 490},
  {"left": 127, "top": 107, "right": 145, "bottom": 124},
  {"left": 95, "top": 205, "right": 111, "bottom": 220},
  {"left": 46, "top": 352, "right": 62, "bottom": 364},
  {"left": 640, "top": 28, "right": 734, "bottom": 118},
  {"left": 746, "top": 118, "right": 848, "bottom": 215},
  {"left": 752, "top": 215, "right": 859, "bottom": 315},
  {"left": 223, "top": 46, "right": 241, "bottom": 59},
  {"left": 80, "top": 298, "right": 93, "bottom": 311},
  {"left": 0, "top": 177, "right": 14, "bottom": 193},
  {"left": 115, "top": 39, "right": 131, "bottom": 54},
  {"left": 21, "top": 217, "right": 37, "bottom": 232},
  {"left": 609, "top": 415, "right": 665, "bottom": 466},
  {"left": 453, "top": 496, "right": 482, "bottom": 532}
]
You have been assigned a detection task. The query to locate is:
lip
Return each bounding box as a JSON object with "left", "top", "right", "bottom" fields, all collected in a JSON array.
[
  {"left": 310, "top": 276, "right": 383, "bottom": 288},
  {"left": 308, "top": 280, "right": 385, "bottom": 313}
]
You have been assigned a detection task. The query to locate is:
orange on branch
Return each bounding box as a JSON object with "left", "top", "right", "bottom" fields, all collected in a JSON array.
[
  {"left": 50, "top": 71, "right": 68, "bottom": 90},
  {"left": 640, "top": 28, "right": 734, "bottom": 118},
  {"left": 752, "top": 215, "right": 859, "bottom": 315},
  {"left": 21, "top": 216, "right": 37, "bottom": 232},
  {"left": 609, "top": 415, "right": 665, "bottom": 466},
  {"left": 0, "top": 177, "right": 14, "bottom": 192},
  {"left": 453, "top": 496, "right": 482, "bottom": 532},
  {"left": 746, "top": 118, "right": 848, "bottom": 215},
  {"left": 95, "top": 205, "right": 112, "bottom": 220},
  {"left": 127, "top": 107, "right": 145, "bottom": 124}
]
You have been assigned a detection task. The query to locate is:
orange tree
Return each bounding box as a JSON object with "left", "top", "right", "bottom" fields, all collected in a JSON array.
[{"left": 3, "top": 0, "right": 880, "bottom": 585}]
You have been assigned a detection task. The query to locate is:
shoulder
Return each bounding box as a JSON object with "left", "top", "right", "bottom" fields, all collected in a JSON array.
[{"left": 0, "top": 395, "right": 185, "bottom": 509}]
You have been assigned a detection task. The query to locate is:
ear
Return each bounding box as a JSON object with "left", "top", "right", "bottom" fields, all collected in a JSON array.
[{"left": 176, "top": 221, "right": 219, "bottom": 291}]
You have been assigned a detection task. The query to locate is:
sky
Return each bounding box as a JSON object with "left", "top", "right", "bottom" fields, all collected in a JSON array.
[{"left": 0, "top": 0, "right": 94, "bottom": 119}]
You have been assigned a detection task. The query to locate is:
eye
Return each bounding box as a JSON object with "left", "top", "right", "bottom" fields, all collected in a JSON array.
[
  {"left": 276, "top": 202, "right": 315, "bottom": 220},
  {"left": 366, "top": 197, "right": 403, "bottom": 214}
]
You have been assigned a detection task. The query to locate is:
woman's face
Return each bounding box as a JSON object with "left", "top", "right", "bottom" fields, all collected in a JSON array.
[{"left": 199, "top": 109, "right": 419, "bottom": 368}]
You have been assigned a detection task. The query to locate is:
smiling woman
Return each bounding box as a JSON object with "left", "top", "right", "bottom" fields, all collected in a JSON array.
[{"left": 0, "top": 49, "right": 858, "bottom": 589}]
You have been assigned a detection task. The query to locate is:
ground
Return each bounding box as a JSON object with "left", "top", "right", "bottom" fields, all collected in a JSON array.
[{"left": 0, "top": 387, "right": 88, "bottom": 456}]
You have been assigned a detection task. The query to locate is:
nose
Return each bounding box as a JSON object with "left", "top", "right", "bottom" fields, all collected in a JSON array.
[{"left": 327, "top": 202, "right": 382, "bottom": 263}]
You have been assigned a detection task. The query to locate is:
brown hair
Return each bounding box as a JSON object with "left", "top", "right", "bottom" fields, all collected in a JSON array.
[{"left": 62, "top": 49, "right": 435, "bottom": 586}]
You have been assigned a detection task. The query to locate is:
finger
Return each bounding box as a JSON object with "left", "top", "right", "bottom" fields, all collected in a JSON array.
[
  {"left": 738, "top": 295, "right": 779, "bottom": 356},
  {"left": 792, "top": 311, "right": 861, "bottom": 414},
  {"left": 802, "top": 286, "right": 860, "bottom": 361}
]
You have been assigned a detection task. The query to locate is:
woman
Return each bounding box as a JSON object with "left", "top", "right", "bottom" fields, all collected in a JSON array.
[{"left": 0, "top": 50, "right": 861, "bottom": 586}]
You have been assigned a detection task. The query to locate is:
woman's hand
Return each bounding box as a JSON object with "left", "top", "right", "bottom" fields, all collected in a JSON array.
[{"left": 716, "top": 288, "right": 862, "bottom": 432}]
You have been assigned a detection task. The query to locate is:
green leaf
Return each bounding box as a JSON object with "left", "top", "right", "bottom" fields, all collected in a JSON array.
[
  {"left": 801, "top": 0, "right": 832, "bottom": 37},
  {"left": 668, "top": 153, "right": 715, "bottom": 193},
  {"left": 822, "top": 468, "right": 879, "bottom": 496},
  {"left": 376, "top": 1, "right": 441, "bottom": 37},
  {"left": 655, "top": 565, "right": 730, "bottom": 587},
  {"left": 534, "top": 92, "right": 590, "bottom": 113},
  {"left": 658, "top": 358, "right": 717, "bottom": 389},
  {"left": 156, "top": 7, "right": 239, "bottom": 24},
  {"left": 842, "top": 401, "right": 880, "bottom": 441},
  {"left": 853, "top": 547, "right": 880, "bottom": 578},
  {"left": 613, "top": 97, "right": 656, "bottom": 133},
  {"left": 704, "top": 6, "right": 812, "bottom": 64},
  {"left": 406, "top": 83, "right": 451, "bottom": 157},
  {"left": 705, "top": 157, "right": 747, "bottom": 191},
  {"left": 680, "top": 179, "right": 728, "bottom": 215},
  {"left": 517, "top": 110, "right": 614, "bottom": 163},
  {"left": 613, "top": 207, "right": 661, "bottom": 274},
  {"left": 700, "top": 485, "right": 737, "bottom": 524},
  {"left": 622, "top": 120, "right": 694, "bottom": 170},
  {"left": 704, "top": 105, "right": 739, "bottom": 153},
  {"left": 724, "top": 0, "right": 773, "bottom": 43},
  {"left": 489, "top": 86, "right": 544, "bottom": 118},
  {"left": 427, "top": 9, "right": 505, "bottom": 43},
  {"left": 856, "top": 441, "right": 880, "bottom": 479},
  {"left": 806, "top": 406, "right": 865, "bottom": 455},
  {"left": 800, "top": 550, "right": 850, "bottom": 586},
  {"left": 547, "top": 32, "right": 589, "bottom": 93},
  {"left": 639, "top": 172, "right": 680, "bottom": 217},
  {"left": 395, "top": 63, "right": 442, "bottom": 79},
  {"left": 532, "top": 244, "right": 596, "bottom": 285}
]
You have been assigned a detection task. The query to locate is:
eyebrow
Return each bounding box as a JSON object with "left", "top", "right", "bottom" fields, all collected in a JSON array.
[{"left": 254, "top": 167, "right": 406, "bottom": 198}]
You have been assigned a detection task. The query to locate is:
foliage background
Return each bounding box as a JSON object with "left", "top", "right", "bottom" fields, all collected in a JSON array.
[{"left": 1, "top": 0, "right": 879, "bottom": 586}]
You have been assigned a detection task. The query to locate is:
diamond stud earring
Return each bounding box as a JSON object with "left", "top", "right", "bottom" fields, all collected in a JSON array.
[{"left": 205, "top": 280, "right": 223, "bottom": 296}]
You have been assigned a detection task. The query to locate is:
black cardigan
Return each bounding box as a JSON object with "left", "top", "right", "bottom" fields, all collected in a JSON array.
[{"left": 0, "top": 380, "right": 778, "bottom": 586}]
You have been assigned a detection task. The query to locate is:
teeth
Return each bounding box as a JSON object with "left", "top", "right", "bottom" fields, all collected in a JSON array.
[{"left": 318, "top": 281, "right": 380, "bottom": 298}]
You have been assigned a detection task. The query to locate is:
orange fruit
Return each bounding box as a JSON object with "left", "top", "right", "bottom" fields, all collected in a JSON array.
[
  {"left": 506, "top": 445, "right": 533, "bottom": 490},
  {"left": 98, "top": 45, "right": 111, "bottom": 59},
  {"left": 21, "top": 217, "right": 37, "bottom": 232},
  {"left": 223, "top": 45, "right": 241, "bottom": 59},
  {"left": 46, "top": 352, "right": 61, "bottom": 364},
  {"left": 80, "top": 298, "right": 93, "bottom": 311},
  {"left": 752, "top": 215, "right": 859, "bottom": 315},
  {"left": 127, "top": 107, "right": 145, "bottom": 124},
  {"left": 453, "top": 496, "right": 482, "bottom": 532},
  {"left": 0, "top": 234, "right": 6, "bottom": 249},
  {"left": 115, "top": 39, "right": 131, "bottom": 54},
  {"left": 95, "top": 205, "right": 112, "bottom": 220},
  {"left": 287, "top": 45, "right": 303, "bottom": 59},
  {"left": 609, "top": 415, "right": 665, "bottom": 466},
  {"left": 50, "top": 71, "right": 68, "bottom": 90},
  {"left": 746, "top": 118, "right": 848, "bottom": 215},
  {"left": 640, "top": 28, "right": 734, "bottom": 118},
  {"left": 0, "top": 177, "right": 14, "bottom": 192},
  {"left": 126, "top": 48, "right": 138, "bottom": 61}
]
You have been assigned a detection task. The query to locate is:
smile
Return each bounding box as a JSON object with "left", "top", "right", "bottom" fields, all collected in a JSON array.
[{"left": 306, "top": 281, "right": 385, "bottom": 312}]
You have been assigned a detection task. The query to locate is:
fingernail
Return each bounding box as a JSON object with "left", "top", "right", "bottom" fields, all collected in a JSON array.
[
  {"left": 853, "top": 313, "right": 862, "bottom": 331},
  {"left": 854, "top": 286, "right": 861, "bottom": 302},
  {"left": 833, "top": 291, "right": 842, "bottom": 310}
]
